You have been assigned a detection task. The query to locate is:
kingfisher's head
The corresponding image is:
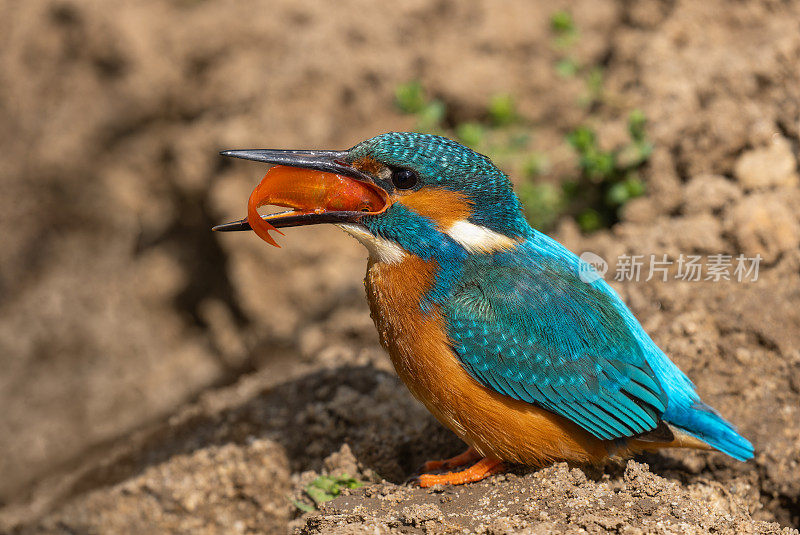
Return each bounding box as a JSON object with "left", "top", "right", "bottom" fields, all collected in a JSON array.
[{"left": 216, "top": 133, "right": 532, "bottom": 262}]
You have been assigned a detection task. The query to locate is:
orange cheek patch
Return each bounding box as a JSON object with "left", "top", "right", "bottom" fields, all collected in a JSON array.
[{"left": 396, "top": 188, "right": 473, "bottom": 228}]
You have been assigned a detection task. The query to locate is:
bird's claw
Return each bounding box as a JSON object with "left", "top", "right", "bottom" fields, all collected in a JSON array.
[
  {"left": 416, "top": 458, "right": 505, "bottom": 487},
  {"left": 414, "top": 446, "right": 483, "bottom": 477}
]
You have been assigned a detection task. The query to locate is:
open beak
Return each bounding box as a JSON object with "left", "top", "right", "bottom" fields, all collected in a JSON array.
[{"left": 212, "top": 149, "right": 389, "bottom": 246}]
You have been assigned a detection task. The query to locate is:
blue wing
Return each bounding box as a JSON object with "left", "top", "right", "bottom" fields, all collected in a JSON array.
[{"left": 442, "top": 243, "right": 668, "bottom": 441}]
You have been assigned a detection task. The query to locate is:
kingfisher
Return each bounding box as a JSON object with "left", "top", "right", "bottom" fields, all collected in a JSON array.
[{"left": 214, "top": 132, "right": 753, "bottom": 487}]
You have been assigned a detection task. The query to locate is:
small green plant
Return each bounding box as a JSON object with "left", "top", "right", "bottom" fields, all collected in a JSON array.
[
  {"left": 522, "top": 152, "right": 549, "bottom": 179},
  {"left": 619, "top": 108, "right": 653, "bottom": 165},
  {"left": 551, "top": 10, "right": 580, "bottom": 82},
  {"left": 550, "top": 10, "right": 578, "bottom": 48},
  {"left": 455, "top": 121, "right": 487, "bottom": 149},
  {"left": 293, "top": 474, "right": 363, "bottom": 513},
  {"left": 567, "top": 126, "right": 615, "bottom": 181},
  {"left": 550, "top": 9, "right": 607, "bottom": 109},
  {"left": 394, "top": 81, "right": 445, "bottom": 131},
  {"left": 488, "top": 94, "right": 518, "bottom": 126},
  {"left": 394, "top": 81, "right": 427, "bottom": 114},
  {"left": 556, "top": 57, "right": 580, "bottom": 78},
  {"left": 576, "top": 208, "right": 603, "bottom": 233},
  {"left": 517, "top": 182, "right": 564, "bottom": 231},
  {"left": 581, "top": 66, "right": 604, "bottom": 106},
  {"left": 564, "top": 110, "right": 651, "bottom": 231}
]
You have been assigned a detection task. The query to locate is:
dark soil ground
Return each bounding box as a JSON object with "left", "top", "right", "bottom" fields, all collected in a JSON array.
[{"left": 1, "top": 0, "right": 800, "bottom": 533}]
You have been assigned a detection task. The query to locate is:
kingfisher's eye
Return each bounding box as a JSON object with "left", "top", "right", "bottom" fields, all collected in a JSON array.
[{"left": 391, "top": 168, "right": 418, "bottom": 190}]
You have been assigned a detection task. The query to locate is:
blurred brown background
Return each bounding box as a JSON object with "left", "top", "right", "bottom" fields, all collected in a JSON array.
[{"left": 1, "top": 0, "right": 800, "bottom": 532}]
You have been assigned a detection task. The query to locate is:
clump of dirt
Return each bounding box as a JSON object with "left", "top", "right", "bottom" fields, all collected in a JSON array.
[
  {"left": 305, "top": 462, "right": 790, "bottom": 534},
  {"left": 2, "top": 0, "right": 800, "bottom": 533},
  {"left": 34, "top": 439, "right": 293, "bottom": 534}
]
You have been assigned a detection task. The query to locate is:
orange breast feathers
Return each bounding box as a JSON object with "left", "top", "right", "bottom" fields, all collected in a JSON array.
[{"left": 364, "top": 255, "right": 616, "bottom": 466}]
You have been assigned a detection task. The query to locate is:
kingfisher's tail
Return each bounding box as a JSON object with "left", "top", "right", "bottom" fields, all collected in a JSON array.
[{"left": 665, "top": 401, "right": 754, "bottom": 461}]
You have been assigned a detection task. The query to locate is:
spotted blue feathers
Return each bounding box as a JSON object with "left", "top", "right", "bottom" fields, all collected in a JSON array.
[{"left": 445, "top": 244, "right": 667, "bottom": 440}]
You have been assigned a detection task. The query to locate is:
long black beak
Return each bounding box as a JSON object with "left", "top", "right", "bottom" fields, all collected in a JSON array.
[
  {"left": 212, "top": 148, "right": 380, "bottom": 232},
  {"left": 221, "top": 149, "right": 357, "bottom": 175}
]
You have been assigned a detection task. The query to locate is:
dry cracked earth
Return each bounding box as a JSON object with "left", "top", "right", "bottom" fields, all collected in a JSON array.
[{"left": 1, "top": 0, "right": 800, "bottom": 533}]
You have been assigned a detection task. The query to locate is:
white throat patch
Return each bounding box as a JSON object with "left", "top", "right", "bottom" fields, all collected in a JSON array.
[
  {"left": 338, "top": 224, "right": 407, "bottom": 264},
  {"left": 445, "top": 220, "right": 517, "bottom": 253}
]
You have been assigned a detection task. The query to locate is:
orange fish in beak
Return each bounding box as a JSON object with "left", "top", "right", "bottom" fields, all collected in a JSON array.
[
  {"left": 213, "top": 149, "right": 389, "bottom": 244},
  {"left": 246, "top": 165, "right": 387, "bottom": 247}
]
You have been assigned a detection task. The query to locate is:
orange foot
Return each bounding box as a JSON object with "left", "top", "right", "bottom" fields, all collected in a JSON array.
[
  {"left": 418, "top": 457, "right": 505, "bottom": 487},
  {"left": 422, "top": 446, "right": 482, "bottom": 472}
]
